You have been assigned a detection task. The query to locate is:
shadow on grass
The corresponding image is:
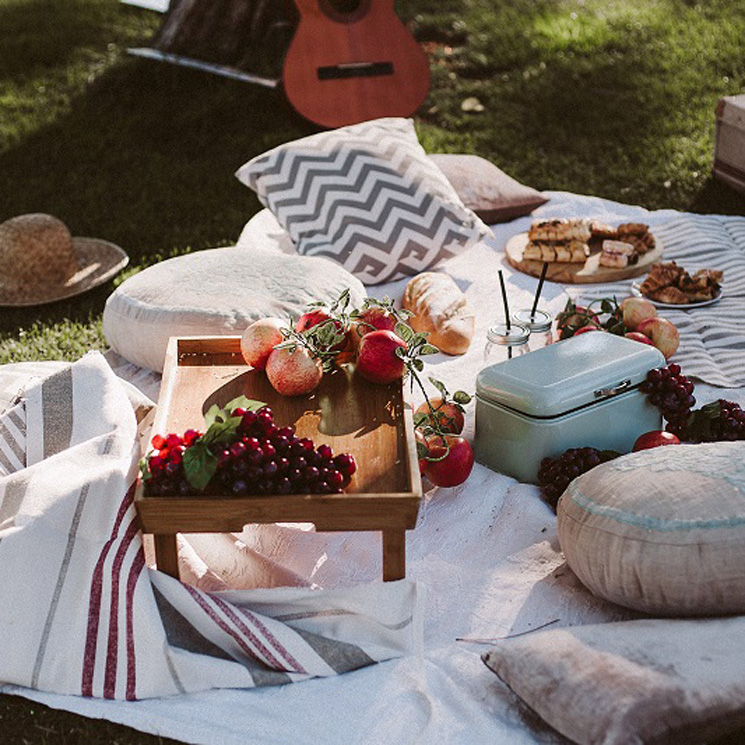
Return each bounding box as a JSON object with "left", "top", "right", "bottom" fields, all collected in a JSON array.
[{"left": 0, "top": 57, "right": 315, "bottom": 335}]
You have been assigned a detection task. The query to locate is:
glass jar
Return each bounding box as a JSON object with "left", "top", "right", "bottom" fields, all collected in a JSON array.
[
  {"left": 512, "top": 309, "right": 554, "bottom": 349},
  {"left": 483, "top": 323, "right": 531, "bottom": 364}
]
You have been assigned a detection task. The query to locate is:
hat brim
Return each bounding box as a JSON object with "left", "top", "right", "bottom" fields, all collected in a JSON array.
[{"left": 0, "top": 237, "right": 129, "bottom": 307}]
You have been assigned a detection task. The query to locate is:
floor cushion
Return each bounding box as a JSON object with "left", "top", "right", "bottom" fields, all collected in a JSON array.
[
  {"left": 235, "top": 118, "right": 490, "bottom": 285},
  {"left": 428, "top": 154, "right": 547, "bottom": 223},
  {"left": 557, "top": 441, "right": 745, "bottom": 616},
  {"left": 103, "top": 247, "right": 365, "bottom": 373}
]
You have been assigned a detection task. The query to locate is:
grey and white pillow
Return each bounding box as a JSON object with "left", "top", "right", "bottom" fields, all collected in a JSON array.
[{"left": 236, "top": 118, "right": 491, "bottom": 285}]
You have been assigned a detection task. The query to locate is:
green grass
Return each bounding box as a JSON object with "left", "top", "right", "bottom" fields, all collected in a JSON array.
[
  {"left": 1, "top": 0, "right": 744, "bottom": 366},
  {"left": 1, "top": 0, "right": 745, "bottom": 741}
]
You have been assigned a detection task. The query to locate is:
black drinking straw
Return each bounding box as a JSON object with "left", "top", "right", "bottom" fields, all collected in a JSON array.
[
  {"left": 498, "top": 270, "right": 511, "bottom": 329},
  {"left": 531, "top": 262, "right": 549, "bottom": 320},
  {"left": 498, "top": 270, "right": 512, "bottom": 358}
]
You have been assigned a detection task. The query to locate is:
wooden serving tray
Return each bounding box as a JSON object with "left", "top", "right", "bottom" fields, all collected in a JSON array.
[
  {"left": 135, "top": 337, "right": 422, "bottom": 583},
  {"left": 505, "top": 232, "right": 663, "bottom": 284}
]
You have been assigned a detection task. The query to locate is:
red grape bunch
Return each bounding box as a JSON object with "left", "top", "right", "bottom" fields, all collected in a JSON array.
[
  {"left": 639, "top": 363, "right": 695, "bottom": 437},
  {"left": 143, "top": 405, "right": 356, "bottom": 498}
]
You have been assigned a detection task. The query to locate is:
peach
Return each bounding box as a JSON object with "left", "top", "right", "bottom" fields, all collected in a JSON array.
[
  {"left": 621, "top": 297, "right": 657, "bottom": 331},
  {"left": 637, "top": 317, "right": 680, "bottom": 359},
  {"left": 415, "top": 397, "right": 464, "bottom": 434},
  {"left": 265, "top": 347, "right": 323, "bottom": 396},
  {"left": 240, "top": 318, "right": 285, "bottom": 370},
  {"left": 624, "top": 331, "right": 656, "bottom": 346}
]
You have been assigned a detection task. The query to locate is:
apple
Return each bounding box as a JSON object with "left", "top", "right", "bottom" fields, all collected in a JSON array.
[
  {"left": 624, "top": 331, "right": 657, "bottom": 346},
  {"left": 415, "top": 397, "right": 464, "bottom": 434},
  {"left": 633, "top": 430, "right": 681, "bottom": 451},
  {"left": 637, "top": 317, "right": 680, "bottom": 359},
  {"left": 240, "top": 317, "right": 285, "bottom": 370},
  {"left": 265, "top": 347, "right": 323, "bottom": 396},
  {"left": 356, "top": 330, "right": 407, "bottom": 385},
  {"left": 422, "top": 435, "right": 474, "bottom": 487},
  {"left": 573, "top": 324, "right": 601, "bottom": 335},
  {"left": 621, "top": 297, "right": 657, "bottom": 331}
]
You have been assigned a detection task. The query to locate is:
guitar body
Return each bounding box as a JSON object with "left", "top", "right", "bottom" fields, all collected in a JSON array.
[{"left": 283, "top": 0, "right": 430, "bottom": 128}]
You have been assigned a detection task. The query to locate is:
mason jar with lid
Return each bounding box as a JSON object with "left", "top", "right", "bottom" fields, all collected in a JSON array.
[
  {"left": 512, "top": 309, "right": 554, "bottom": 349},
  {"left": 483, "top": 322, "right": 531, "bottom": 364}
]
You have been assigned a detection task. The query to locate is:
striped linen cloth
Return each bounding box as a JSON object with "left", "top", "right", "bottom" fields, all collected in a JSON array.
[
  {"left": 0, "top": 353, "right": 419, "bottom": 700},
  {"left": 569, "top": 215, "right": 745, "bottom": 388}
]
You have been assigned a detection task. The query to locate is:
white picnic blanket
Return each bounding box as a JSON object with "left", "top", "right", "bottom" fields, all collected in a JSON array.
[
  {"left": 0, "top": 354, "right": 419, "bottom": 700},
  {"left": 3, "top": 190, "right": 745, "bottom": 744}
]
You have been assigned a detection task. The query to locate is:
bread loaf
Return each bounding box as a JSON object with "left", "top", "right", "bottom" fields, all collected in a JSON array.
[{"left": 402, "top": 272, "right": 475, "bottom": 355}]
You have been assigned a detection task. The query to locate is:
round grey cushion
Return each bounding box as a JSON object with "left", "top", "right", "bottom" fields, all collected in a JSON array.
[
  {"left": 103, "top": 247, "right": 365, "bottom": 373},
  {"left": 558, "top": 441, "right": 745, "bottom": 616}
]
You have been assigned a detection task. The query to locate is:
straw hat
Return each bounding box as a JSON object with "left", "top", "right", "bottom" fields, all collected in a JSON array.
[{"left": 0, "top": 214, "right": 129, "bottom": 306}]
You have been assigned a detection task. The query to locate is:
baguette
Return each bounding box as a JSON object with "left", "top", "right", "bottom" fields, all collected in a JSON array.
[{"left": 402, "top": 272, "right": 475, "bottom": 355}]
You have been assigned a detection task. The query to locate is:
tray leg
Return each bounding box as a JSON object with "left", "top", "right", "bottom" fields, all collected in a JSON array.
[
  {"left": 382, "top": 529, "right": 406, "bottom": 581},
  {"left": 153, "top": 533, "right": 180, "bottom": 579}
]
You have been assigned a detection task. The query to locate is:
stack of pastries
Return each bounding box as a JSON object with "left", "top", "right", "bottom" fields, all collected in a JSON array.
[
  {"left": 523, "top": 219, "right": 657, "bottom": 267},
  {"left": 640, "top": 261, "right": 723, "bottom": 304},
  {"left": 523, "top": 218, "right": 592, "bottom": 263}
]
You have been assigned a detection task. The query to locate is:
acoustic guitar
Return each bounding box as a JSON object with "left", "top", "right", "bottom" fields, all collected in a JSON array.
[{"left": 282, "top": 0, "right": 431, "bottom": 128}]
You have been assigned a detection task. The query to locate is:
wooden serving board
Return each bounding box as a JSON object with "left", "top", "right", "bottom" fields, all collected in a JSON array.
[
  {"left": 505, "top": 232, "right": 663, "bottom": 284},
  {"left": 135, "top": 336, "right": 422, "bottom": 583}
]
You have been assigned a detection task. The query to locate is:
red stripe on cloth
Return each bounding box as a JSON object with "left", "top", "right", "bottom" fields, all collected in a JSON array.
[
  {"left": 213, "top": 595, "right": 307, "bottom": 675},
  {"left": 183, "top": 585, "right": 285, "bottom": 669},
  {"left": 125, "top": 549, "right": 146, "bottom": 701},
  {"left": 103, "top": 518, "right": 141, "bottom": 699},
  {"left": 81, "top": 484, "right": 135, "bottom": 697}
]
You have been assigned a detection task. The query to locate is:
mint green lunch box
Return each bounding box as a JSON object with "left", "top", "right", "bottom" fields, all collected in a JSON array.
[{"left": 474, "top": 332, "right": 666, "bottom": 484}]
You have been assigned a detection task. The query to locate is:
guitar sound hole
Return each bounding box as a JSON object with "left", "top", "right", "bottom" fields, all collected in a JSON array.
[{"left": 320, "top": 0, "right": 370, "bottom": 23}]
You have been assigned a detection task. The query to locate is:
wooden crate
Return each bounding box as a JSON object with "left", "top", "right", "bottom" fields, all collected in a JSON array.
[{"left": 135, "top": 336, "right": 423, "bottom": 582}]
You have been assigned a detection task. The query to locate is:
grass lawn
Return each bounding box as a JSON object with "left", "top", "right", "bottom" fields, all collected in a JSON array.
[{"left": 1, "top": 0, "right": 745, "bottom": 741}]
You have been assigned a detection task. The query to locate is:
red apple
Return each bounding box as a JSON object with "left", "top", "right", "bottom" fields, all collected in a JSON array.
[
  {"left": 637, "top": 317, "right": 680, "bottom": 359},
  {"left": 621, "top": 297, "right": 657, "bottom": 331},
  {"left": 240, "top": 317, "right": 285, "bottom": 370},
  {"left": 422, "top": 435, "right": 474, "bottom": 487},
  {"left": 573, "top": 325, "right": 601, "bottom": 335},
  {"left": 265, "top": 347, "right": 323, "bottom": 396},
  {"left": 415, "top": 397, "right": 464, "bottom": 434},
  {"left": 633, "top": 430, "right": 681, "bottom": 452},
  {"left": 624, "top": 331, "right": 657, "bottom": 346},
  {"left": 356, "top": 330, "right": 407, "bottom": 385}
]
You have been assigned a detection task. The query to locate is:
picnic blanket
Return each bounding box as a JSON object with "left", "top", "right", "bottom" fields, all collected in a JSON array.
[
  {"left": 3, "top": 190, "right": 745, "bottom": 744},
  {"left": 0, "top": 353, "right": 419, "bottom": 700}
]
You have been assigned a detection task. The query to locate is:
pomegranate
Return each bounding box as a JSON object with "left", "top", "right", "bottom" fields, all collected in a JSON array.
[
  {"left": 422, "top": 435, "right": 474, "bottom": 487},
  {"left": 265, "top": 347, "right": 323, "bottom": 396},
  {"left": 240, "top": 317, "right": 285, "bottom": 370},
  {"left": 356, "top": 330, "right": 407, "bottom": 385},
  {"left": 354, "top": 307, "right": 397, "bottom": 337},
  {"left": 295, "top": 310, "right": 332, "bottom": 333},
  {"left": 620, "top": 297, "right": 657, "bottom": 331},
  {"left": 415, "top": 397, "right": 464, "bottom": 434},
  {"left": 573, "top": 324, "right": 601, "bottom": 335}
]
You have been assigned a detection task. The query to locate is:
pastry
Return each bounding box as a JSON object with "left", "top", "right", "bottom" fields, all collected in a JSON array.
[
  {"left": 528, "top": 218, "right": 591, "bottom": 243},
  {"left": 648, "top": 286, "right": 689, "bottom": 304},
  {"left": 402, "top": 272, "right": 475, "bottom": 355},
  {"left": 599, "top": 240, "right": 635, "bottom": 268},
  {"left": 590, "top": 221, "right": 618, "bottom": 241},
  {"left": 639, "top": 261, "right": 723, "bottom": 304}
]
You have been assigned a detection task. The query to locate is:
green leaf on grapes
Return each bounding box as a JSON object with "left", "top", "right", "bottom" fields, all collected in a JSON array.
[
  {"left": 183, "top": 441, "right": 218, "bottom": 491},
  {"left": 138, "top": 457, "right": 152, "bottom": 482}
]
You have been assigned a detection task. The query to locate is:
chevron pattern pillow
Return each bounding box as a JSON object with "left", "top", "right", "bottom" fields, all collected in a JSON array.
[{"left": 236, "top": 118, "right": 491, "bottom": 285}]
